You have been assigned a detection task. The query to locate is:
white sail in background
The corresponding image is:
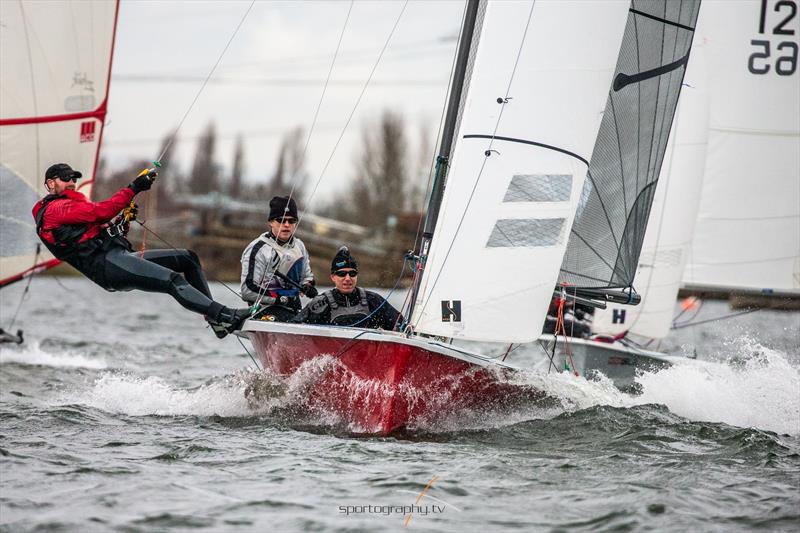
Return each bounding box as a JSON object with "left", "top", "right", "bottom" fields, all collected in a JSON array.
[
  {"left": 593, "top": 35, "right": 710, "bottom": 340},
  {"left": 411, "top": 1, "right": 630, "bottom": 342},
  {"left": 682, "top": 0, "right": 800, "bottom": 295},
  {"left": 0, "top": 0, "right": 118, "bottom": 286}
]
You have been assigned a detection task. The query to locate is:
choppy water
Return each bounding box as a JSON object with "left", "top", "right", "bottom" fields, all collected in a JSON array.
[{"left": 1, "top": 277, "right": 798, "bottom": 532}]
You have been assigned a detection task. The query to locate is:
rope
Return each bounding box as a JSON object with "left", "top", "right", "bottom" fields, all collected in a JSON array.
[{"left": 554, "top": 293, "right": 578, "bottom": 376}]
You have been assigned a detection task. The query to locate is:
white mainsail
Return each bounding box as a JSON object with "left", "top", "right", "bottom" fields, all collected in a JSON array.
[
  {"left": 593, "top": 32, "right": 710, "bottom": 340},
  {"left": 682, "top": 0, "right": 800, "bottom": 295},
  {"left": 0, "top": 0, "right": 118, "bottom": 286},
  {"left": 411, "top": 1, "right": 630, "bottom": 342}
]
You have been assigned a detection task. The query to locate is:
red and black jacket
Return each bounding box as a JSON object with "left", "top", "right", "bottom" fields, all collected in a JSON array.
[{"left": 31, "top": 187, "right": 135, "bottom": 281}]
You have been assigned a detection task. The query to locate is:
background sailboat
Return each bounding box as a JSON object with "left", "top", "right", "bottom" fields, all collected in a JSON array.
[
  {"left": 590, "top": 0, "right": 799, "bottom": 357},
  {"left": 560, "top": 0, "right": 798, "bottom": 393},
  {"left": 0, "top": 0, "right": 119, "bottom": 289}
]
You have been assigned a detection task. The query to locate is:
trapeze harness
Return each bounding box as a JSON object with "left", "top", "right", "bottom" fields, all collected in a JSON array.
[
  {"left": 34, "top": 193, "right": 132, "bottom": 286},
  {"left": 325, "top": 288, "right": 370, "bottom": 326}
]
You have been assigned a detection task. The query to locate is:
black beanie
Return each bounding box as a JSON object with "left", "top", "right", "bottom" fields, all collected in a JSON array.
[
  {"left": 268, "top": 196, "right": 298, "bottom": 220},
  {"left": 331, "top": 246, "right": 358, "bottom": 272}
]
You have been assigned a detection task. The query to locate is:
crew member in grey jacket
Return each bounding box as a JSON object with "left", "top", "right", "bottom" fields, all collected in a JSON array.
[{"left": 240, "top": 196, "right": 316, "bottom": 321}]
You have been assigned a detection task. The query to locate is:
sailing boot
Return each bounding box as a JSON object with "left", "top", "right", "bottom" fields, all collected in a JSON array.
[{"left": 206, "top": 303, "right": 251, "bottom": 339}]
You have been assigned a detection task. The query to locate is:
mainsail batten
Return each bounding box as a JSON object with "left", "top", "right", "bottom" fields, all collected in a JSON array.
[
  {"left": 411, "top": 0, "right": 631, "bottom": 343},
  {"left": 0, "top": 0, "right": 119, "bottom": 287}
]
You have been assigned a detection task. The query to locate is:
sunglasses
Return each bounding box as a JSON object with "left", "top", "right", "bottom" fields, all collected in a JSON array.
[
  {"left": 54, "top": 175, "right": 78, "bottom": 183},
  {"left": 333, "top": 270, "right": 358, "bottom": 278},
  {"left": 272, "top": 218, "right": 298, "bottom": 225}
]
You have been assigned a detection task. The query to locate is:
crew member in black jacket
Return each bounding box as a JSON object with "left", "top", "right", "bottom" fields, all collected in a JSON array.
[{"left": 293, "top": 247, "right": 403, "bottom": 330}]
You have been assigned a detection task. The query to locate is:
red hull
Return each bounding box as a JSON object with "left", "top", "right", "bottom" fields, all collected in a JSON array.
[{"left": 244, "top": 322, "right": 532, "bottom": 434}]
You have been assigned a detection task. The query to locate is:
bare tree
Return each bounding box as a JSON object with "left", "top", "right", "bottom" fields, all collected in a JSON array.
[
  {"left": 269, "top": 126, "right": 308, "bottom": 201},
  {"left": 345, "top": 110, "right": 408, "bottom": 227},
  {"left": 190, "top": 122, "right": 218, "bottom": 195},
  {"left": 410, "top": 121, "right": 434, "bottom": 212},
  {"left": 230, "top": 134, "right": 245, "bottom": 199}
]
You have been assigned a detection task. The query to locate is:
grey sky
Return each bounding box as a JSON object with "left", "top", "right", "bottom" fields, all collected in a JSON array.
[{"left": 103, "top": 0, "right": 465, "bottom": 209}]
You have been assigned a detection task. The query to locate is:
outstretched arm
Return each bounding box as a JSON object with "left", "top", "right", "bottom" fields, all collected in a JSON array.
[{"left": 44, "top": 187, "right": 135, "bottom": 226}]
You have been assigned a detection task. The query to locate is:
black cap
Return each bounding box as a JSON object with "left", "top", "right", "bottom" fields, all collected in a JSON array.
[
  {"left": 44, "top": 163, "right": 82, "bottom": 183},
  {"left": 268, "top": 195, "right": 298, "bottom": 221},
  {"left": 331, "top": 246, "right": 358, "bottom": 272}
]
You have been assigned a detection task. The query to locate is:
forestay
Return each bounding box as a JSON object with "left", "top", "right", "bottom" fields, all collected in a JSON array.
[
  {"left": 682, "top": 0, "right": 800, "bottom": 295},
  {"left": 0, "top": 0, "right": 118, "bottom": 287},
  {"left": 559, "top": 0, "right": 701, "bottom": 290},
  {"left": 593, "top": 35, "right": 709, "bottom": 340},
  {"left": 411, "top": 0, "right": 630, "bottom": 343}
]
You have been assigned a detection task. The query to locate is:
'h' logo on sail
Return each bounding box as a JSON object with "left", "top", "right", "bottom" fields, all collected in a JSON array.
[{"left": 441, "top": 300, "right": 461, "bottom": 322}]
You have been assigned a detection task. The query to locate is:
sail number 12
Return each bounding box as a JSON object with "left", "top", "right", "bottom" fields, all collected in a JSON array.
[{"left": 749, "top": 0, "right": 798, "bottom": 76}]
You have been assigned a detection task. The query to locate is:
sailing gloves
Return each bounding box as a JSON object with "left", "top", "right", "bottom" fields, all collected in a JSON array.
[
  {"left": 301, "top": 281, "right": 318, "bottom": 299},
  {"left": 129, "top": 168, "right": 158, "bottom": 194}
]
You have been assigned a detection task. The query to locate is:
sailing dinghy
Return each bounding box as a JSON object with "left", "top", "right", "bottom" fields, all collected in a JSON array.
[{"left": 243, "top": 0, "right": 700, "bottom": 434}]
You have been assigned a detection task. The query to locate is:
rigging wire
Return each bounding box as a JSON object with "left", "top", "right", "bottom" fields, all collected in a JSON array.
[
  {"left": 3, "top": 244, "right": 42, "bottom": 332},
  {"left": 285, "top": 0, "right": 354, "bottom": 211},
  {"left": 236, "top": 335, "right": 261, "bottom": 370},
  {"left": 156, "top": 0, "right": 256, "bottom": 164},
  {"left": 250, "top": 0, "right": 355, "bottom": 311},
  {"left": 398, "top": 1, "right": 469, "bottom": 322},
  {"left": 295, "top": 0, "right": 410, "bottom": 223},
  {"left": 126, "top": 1, "right": 255, "bottom": 270},
  {"left": 670, "top": 306, "right": 764, "bottom": 330}
]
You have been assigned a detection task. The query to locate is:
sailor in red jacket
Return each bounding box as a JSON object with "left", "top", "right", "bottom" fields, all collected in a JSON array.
[{"left": 32, "top": 163, "right": 249, "bottom": 338}]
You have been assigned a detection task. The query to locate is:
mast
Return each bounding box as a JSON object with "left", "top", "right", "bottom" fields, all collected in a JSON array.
[{"left": 407, "top": 0, "right": 481, "bottom": 321}]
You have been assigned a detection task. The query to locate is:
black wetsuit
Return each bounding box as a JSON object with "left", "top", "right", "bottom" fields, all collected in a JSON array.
[{"left": 33, "top": 189, "right": 232, "bottom": 322}]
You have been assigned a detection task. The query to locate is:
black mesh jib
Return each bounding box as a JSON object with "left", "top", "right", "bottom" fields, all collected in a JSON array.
[{"left": 559, "top": 0, "right": 701, "bottom": 289}]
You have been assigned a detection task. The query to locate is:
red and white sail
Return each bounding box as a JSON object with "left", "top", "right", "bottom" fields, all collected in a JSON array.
[{"left": 0, "top": 0, "right": 119, "bottom": 287}]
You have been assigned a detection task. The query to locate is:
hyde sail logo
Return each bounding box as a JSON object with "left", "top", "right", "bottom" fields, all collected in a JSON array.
[
  {"left": 441, "top": 300, "right": 461, "bottom": 322},
  {"left": 79, "top": 121, "right": 95, "bottom": 143}
]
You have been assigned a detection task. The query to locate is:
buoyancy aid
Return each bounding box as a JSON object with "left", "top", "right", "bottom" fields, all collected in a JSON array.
[
  {"left": 325, "top": 287, "right": 370, "bottom": 326},
  {"left": 34, "top": 194, "right": 129, "bottom": 285},
  {"left": 256, "top": 233, "right": 307, "bottom": 297}
]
